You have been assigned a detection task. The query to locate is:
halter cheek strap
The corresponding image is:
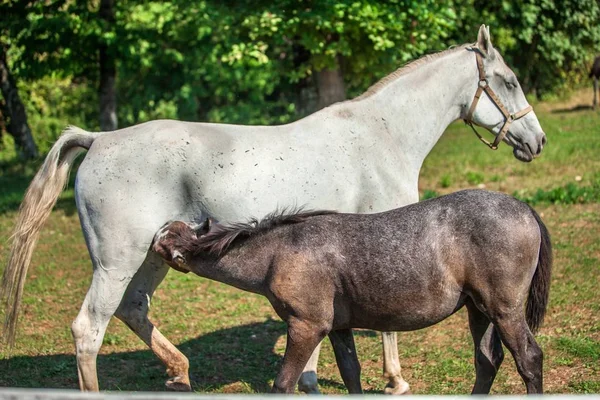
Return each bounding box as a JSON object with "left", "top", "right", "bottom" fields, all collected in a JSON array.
[{"left": 464, "top": 50, "right": 533, "bottom": 150}]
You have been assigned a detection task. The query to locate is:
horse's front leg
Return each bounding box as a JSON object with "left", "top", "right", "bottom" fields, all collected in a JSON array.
[
  {"left": 382, "top": 332, "right": 411, "bottom": 394},
  {"left": 272, "top": 318, "right": 328, "bottom": 394},
  {"left": 297, "top": 343, "right": 322, "bottom": 393},
  {"left": 594, "top": 77, "right": 598, "bottom": 110}
]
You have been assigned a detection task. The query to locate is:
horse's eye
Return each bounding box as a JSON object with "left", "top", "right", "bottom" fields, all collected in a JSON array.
[{"left": 505, "top": 81, "right": 516, "bottom": 90}]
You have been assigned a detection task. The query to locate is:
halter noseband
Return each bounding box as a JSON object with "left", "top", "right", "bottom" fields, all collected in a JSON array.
[{"left": 464, "top": 49, "right": 533, "bottom": 150}]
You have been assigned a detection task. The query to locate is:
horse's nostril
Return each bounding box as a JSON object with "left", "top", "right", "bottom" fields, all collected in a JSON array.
[{"left": 541, "top": 134, "right": 547, "bottom": 147}]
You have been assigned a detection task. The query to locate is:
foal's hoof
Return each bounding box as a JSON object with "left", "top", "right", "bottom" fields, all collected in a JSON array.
[
  {"left": 165, "top": 376, "right": 192, "bottom": 392},
  {"left": 384, "top": 381, "right": 411, "bottom": 395}
]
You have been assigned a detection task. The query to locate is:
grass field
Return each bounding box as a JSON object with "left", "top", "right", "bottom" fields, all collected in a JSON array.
[{"left": 0, "top": 92, "right": 599, "bottom": 394}]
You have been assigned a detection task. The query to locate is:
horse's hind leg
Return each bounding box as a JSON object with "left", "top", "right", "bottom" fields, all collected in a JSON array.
[
  {"left": 329, "top": 329, "right": 362, "bottom": 394},
  {"left": 382, "top": 332, "right": 411, "bottom": 394},
  {"left": 494, "top": 316, "right": 543, "bottom": 394},
  {"left": 466, "top": 303, "right": 504, "bottom": 394},
  {"left": 71, "top": 265, "right": 138, "bottom": 391},
  {"left": 114, "top": 252, "right": 191, "bottom": 391}
]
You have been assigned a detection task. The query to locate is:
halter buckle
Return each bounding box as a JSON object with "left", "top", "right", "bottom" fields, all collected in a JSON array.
[{"left": 478, "top": 79, "right": 488, "bottom": 88}]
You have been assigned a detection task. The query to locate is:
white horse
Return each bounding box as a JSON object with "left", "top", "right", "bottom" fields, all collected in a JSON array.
[{"left": 2, "top": 25, "right": 546, "bottom": 393}]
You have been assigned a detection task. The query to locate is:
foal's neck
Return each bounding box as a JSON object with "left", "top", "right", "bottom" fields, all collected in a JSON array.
[
  {"left": 189, "top": 242, "right": 272, "bottom": 296},
  {"left": 356, "top": 47, "right": 476, "bottom": 170}
]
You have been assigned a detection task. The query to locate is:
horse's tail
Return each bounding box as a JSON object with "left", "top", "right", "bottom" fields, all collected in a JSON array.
[
  {"left": 525, "top": 205, "right": 553, "bottom": 334},
  {"left": 1, "top": 126, "right": 99, "bottom": 346}
]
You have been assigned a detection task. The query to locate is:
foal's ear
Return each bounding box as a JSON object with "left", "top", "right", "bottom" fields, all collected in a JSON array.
[
  {"left": 193, "top": 217, "right": 214, "bottom": 236},
  {"left": 476, "top": 24, "right": 495, "bottom": 59}
]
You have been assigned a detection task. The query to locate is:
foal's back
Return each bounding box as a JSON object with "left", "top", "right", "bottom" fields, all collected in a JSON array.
[{"left": 268, "top": 190, "right": 541, "bottom": 332}]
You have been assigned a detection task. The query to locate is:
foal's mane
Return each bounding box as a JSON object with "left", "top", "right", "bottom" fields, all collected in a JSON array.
[
  {"left": 354, "top": 43, "right": 473, "bottom": 101},
  {"left": 194, "top": 208, "right": 336, "bottom": 256}
]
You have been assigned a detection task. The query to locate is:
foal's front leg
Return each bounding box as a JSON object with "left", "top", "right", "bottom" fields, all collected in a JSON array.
[
  {"left": 382, "top": 332, "right": 411, "bottom": 394},
  {"left": 329, "top": 329, "right": 363, "bottom": 393},
  {"left": 272, "top": 318, "right": 328, "bottom": 394}
]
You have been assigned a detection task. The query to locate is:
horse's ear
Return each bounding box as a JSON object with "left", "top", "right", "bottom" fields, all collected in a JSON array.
[{"left": 476, "top": 24, "right": 495, "bottom": 59}]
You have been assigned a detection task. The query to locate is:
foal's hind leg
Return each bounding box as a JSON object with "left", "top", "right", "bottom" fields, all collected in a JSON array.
[
  {"left": 329, "top": 329, "right": 362, "bottom": 394},
  {"left": 114, "top": 253, "right": 191, "bottom": 391},
  {"left": 494, "top": 316, "right": 543, "bottom": 394},
  {"left": 466, "top": 303, "right": 504, "bottom": 394}
]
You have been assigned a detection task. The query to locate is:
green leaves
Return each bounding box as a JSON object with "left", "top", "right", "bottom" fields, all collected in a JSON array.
[
  {"left": 460, "top": 0, "right": 600, "bottom": 98},
  {"left": 3, "top": 0, "right": 599, "bottom": 145}
]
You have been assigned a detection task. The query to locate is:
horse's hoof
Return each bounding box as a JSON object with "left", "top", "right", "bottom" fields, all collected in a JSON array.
[
  {"left": 165, "top": 376, "right": 192, "bottom": 392},
  {"left": 297, "top": 382, "right": 321, "bottom": 394},
  {"left": 297, "top": 371, "right": 321, "bottom": 394},
  {"left": 384, "top": 380, "right": 411, "bottom": 395}
]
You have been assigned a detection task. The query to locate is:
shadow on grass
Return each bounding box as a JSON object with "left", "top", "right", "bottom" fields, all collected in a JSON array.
[
  {"left": 0, "top": 318, "right": 376, "bottom": 394},
  {"left": 551, "top": 104, "right": 594, "bottom": 113},
  {"left": 0, "top": 318, "right": 383, "bottom": 394},
  {"left": 0, "top": 320, "right": 283, "bottom": 392}
]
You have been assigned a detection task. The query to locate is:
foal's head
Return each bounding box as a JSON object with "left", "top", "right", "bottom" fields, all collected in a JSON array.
[
  {"left": 153, "top": 209, "right": 337, "bottom": 271},
  {"left": 152, "top": 219, "right": 214, "bottom": 272}
]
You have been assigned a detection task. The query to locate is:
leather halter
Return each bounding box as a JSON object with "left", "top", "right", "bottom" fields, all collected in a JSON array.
[{"left": 464, "top": 50, "right": 533, "bottom": 150}]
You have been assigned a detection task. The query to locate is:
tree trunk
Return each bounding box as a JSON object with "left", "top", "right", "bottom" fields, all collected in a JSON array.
[
  {"left": 99, "top": 0, "right": 117, "bottom": 131},
  {"left": 0, "top": 100, "right": 6, "bottom": 144},
  {"left": 316, "top": 56, "right": 346, "bottom": 109},
  {"left": 0, "top": 46, "right": 38, "bottom": 159}
]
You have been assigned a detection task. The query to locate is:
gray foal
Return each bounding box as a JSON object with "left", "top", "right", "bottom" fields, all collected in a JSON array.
[{"left": 153, "top": 189, "right": 552, "bottom": 394}]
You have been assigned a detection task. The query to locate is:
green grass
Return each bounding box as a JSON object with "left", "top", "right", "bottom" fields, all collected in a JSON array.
[
  {"left": 513, "top": 175, "right": 600, "bottom": 205},
  {"left": 419, "top": 108, "right": 600, "bottom": 195},
  {"left": 0, "top": 99, "right": 599, "bottom": 394}
]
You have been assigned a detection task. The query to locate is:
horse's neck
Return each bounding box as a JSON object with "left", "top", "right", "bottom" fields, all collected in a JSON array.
[{"left": 356, "top": 48, "right": 475, "bottom": 170}]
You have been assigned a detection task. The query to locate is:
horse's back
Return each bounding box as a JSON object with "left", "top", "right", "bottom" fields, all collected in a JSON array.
[{"left": 75, "top": 116, "right": 413, "bottom": 236}]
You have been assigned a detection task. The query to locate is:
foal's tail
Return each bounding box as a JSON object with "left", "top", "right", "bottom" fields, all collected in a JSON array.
[
  {"left": 525, "top": 206, "right": 553, "bottom": 334},
  {"left": 1, "top": 126, "right": 100, "bottom": 346}
]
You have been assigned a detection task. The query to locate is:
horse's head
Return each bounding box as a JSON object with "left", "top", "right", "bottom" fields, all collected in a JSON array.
[
  {"left": 464, "top": 25, "right": 546, "bottom": 162},
  {"left": 152, "top": 219, "right": 214, "bottom": 273}
]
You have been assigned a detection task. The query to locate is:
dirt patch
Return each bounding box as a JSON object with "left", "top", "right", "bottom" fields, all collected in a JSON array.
[{"left": 536, "top": 88, "right": 598, "bottom": 114}]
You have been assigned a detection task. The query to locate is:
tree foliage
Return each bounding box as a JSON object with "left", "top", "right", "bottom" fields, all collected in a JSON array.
[
  {"left": 1, "top": 0, "right": 599, "bottom": 160},
  {"left": 456, "top": 0, "right": 600, "bottom": 97}
]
